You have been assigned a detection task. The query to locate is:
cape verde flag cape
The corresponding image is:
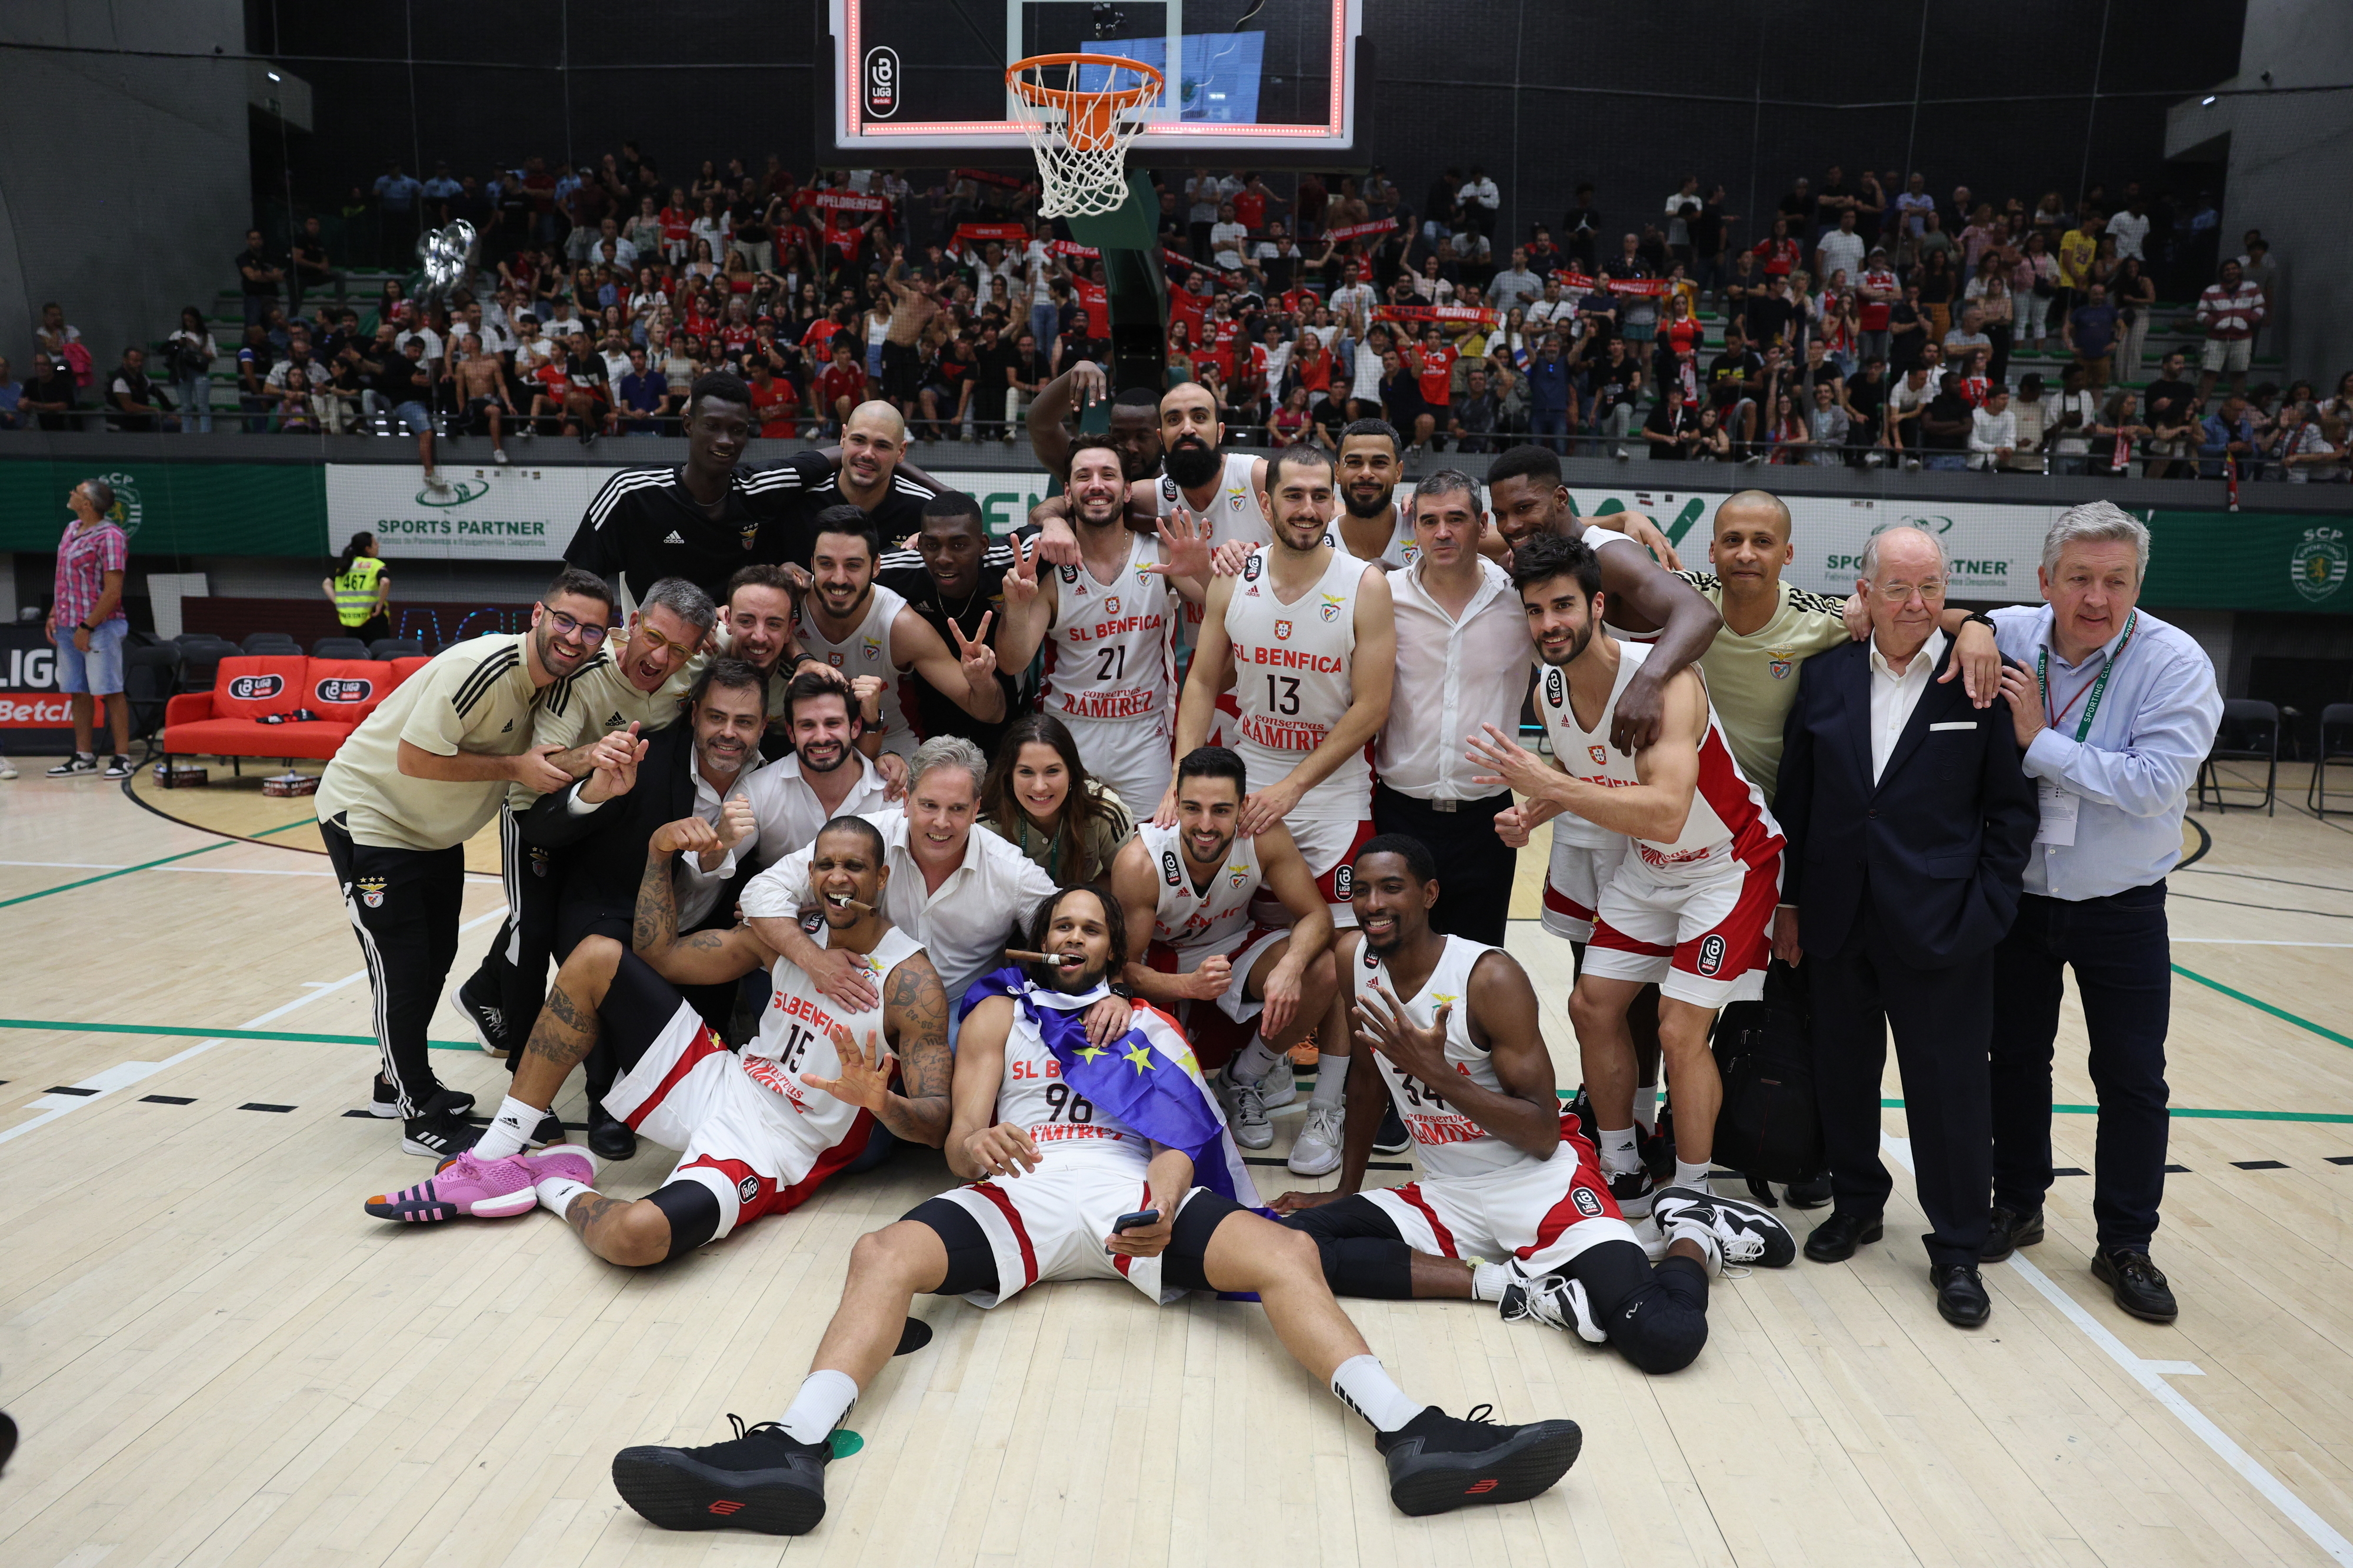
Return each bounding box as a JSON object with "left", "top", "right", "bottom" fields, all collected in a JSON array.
[{"left": 960, "top": 968, "right": 1262, "bottom": 1209}]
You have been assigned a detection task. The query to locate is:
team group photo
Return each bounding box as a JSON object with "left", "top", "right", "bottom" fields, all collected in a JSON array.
[{"left": 4, "top": 4, "right": 2352, "bottom": 1564}]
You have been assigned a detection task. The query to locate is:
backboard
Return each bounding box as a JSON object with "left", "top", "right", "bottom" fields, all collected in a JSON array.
[{"left": 824, "top": 0, "right": 1365, "bottom": 162}]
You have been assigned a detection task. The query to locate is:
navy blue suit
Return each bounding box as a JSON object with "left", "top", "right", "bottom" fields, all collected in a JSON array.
[{"left": 1777, "top": 636, "right": 2037, "bottom": 1266}]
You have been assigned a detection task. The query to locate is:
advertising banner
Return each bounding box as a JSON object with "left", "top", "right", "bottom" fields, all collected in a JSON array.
[
  {"left": 323, "top": 463, "right": 599, "bottom": 562},
  {"left": 0, "top": 461, "right": 325, "bottom": 555},
  {"left": 0, "top": 623, "right": 107, "bottom": 749}
]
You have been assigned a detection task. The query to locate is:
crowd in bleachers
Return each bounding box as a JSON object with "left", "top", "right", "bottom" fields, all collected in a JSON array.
[{"left": 3, "top": 150, "right": 2344, "bottom": 482}]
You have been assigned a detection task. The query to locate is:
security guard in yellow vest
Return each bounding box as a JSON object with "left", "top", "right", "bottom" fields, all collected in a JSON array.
[{"left": 324, "top": 532, "right": 392, "bottom": 643}]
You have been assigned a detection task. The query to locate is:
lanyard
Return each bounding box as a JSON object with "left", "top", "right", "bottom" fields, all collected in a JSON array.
[{"left": 2038, "top": 610, "right": 2136, "bottom": 742}]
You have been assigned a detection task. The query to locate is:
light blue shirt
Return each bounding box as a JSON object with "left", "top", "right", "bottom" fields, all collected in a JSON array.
[{"left": 1990, "top": 604, "right": 2222, "bottom": 900}]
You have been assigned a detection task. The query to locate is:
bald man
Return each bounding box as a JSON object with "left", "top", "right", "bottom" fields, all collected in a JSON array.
[{"left": 766, "top": 401, "right": 942, "bottom": 565}]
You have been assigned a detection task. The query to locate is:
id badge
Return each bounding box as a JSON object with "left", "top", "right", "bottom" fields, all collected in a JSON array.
[{"left": 2034, "top": 777, "right": 2079, "bottom": 847}]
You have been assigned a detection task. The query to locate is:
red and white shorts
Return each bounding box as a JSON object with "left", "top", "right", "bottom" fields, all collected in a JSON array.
[
  {"left": 600, "top": 1002, "right": 872, "bottom": 1242},
  {"left": 935, "top": 1153, "right": 1211, "bottom": 1307},
  {"left": 1064, "top": 712, "right": 1175, "bottom": 822},
  {"left": 1147, "top": 923, "right": 1291, "bottom": 1026},
  {"left": 1364, "top": 1135, "right": 1639, "bottom": 1277},
  {"left": 1579, "top": 851, "right": 1782, "bottom": 1009},
  {"left": 1251, "top": 814, "right": 1377, "bottom": 930},
  {"left": 1542, "top": 829, "right": 1629, "bottom": 944}
]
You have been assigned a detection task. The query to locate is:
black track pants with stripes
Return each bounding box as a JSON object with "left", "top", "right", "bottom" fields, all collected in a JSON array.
[{"left": 322, "top": 812, "right": 466, "bottom": 1119}]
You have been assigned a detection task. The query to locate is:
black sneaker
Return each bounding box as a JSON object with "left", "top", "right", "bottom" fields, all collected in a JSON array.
[
  {"left": 46, "top": 754, "right": 98, "bottom": 776},
  {"left": 612, "top": 1415, "right": 830, "bottom": 1534},
  {"left": 1372, "top": 1103, "right": 1412, "bottom": 1156},
  {"left": 102, "top": 755, "right": 133, "bottom": 779},
  {"left": 1653, "top": 1185, "right": 1798, "bottom": 1269},
  {"left": 1607, "top": 1166, "right": 1657, "bottom": 1217},
  {"left": 1784, "top": 1172, "right": 1834, "bottom": 1209},
  {"left": 368, "top": 1079, "right": 476, "bottom": 1120},
  {"left": 453, "top": 968, "right": 511, "bottom": 1057},
  {"left": 2092, "top": 1247, "right": 2178, "bottom": 1324},
  {"left": 1374, "top": 1403, "right": 1582, "bottom": 1517},
  {"left": 526, "top": 1111, "right": 566, "bottom": 1149},
  {"left": 402, "top": 1093, "right": 482, "bottom": 1159},
  {"left": 1638, "top": 1123, "right": 1674, "bottom": 1181}
]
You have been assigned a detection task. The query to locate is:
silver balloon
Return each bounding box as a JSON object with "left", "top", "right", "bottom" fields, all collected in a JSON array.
[{"left": 419, "top": 220, "right": 476, "bottom": 302}]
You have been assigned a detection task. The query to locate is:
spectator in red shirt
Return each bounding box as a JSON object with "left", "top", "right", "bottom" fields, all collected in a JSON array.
[
  {"left": 1409, "top": 323, "right": 1458, "bottom": 411},
  {"left": 815, "top": 339, "right": 866, "bottom": 434},
  {"left": 748, "top": 360, "right": 799, "bottom": 439}
]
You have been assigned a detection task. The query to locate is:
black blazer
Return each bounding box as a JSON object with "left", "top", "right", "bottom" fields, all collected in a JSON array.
[
  {"left": 519, "top": 722, "right": 740, "bottom": 934},
  {"left": 1776, "top": 636, "right": 2037, "bottom": 969}
]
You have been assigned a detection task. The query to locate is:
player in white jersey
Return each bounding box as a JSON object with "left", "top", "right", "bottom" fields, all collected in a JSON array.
[
  {"left": 1274, "top": 839, "right": 1793, "bottom": 1375},
  {"left": 1111, "top": 746, "right": 1345, "bottom": 1173},
  {"left": 996, "top": 438, "right": 1214, "bottom": 813},
  {"left": 365, "top": 817, "right": 952, "bottom": 1265},
  {"left": 609, "top": 885, "right": 1581, "bottom": 1537},
  {"left": 1326, "top": 416, "right": 1428, "bottom": 569},
  {"left": 795, "top": 506, "right": 1005, "bottom": 760},
  {"left": 1470, "top": 531, "right": 1785, "bottom": 1217},
  {"left": 1168, "top": 443, "right": 1395, "bottom": 923}
]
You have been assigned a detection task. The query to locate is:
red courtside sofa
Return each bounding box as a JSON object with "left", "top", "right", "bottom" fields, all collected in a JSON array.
[{"left": 160, "top": 654, "right": 431, "bottom": 780}]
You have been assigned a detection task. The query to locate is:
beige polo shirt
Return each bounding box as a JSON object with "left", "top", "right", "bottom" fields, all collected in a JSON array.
[
  {"left": 1672, "top": 571, "right": 1852, "bottom": 805},
  {"left": 507, "top": 640, "right": 703, "bottom": 809},
  {"left": 316, "top": 633, "right": 541, "bottom": 852}
]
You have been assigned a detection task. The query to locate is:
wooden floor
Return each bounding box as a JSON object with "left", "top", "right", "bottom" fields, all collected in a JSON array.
[{"left": 5, "top": 760, "right": 2353, "bottom": 1567}]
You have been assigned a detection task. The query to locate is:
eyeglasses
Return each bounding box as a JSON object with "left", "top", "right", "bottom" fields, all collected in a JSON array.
[
  {"left": 543, "top": 608, "right": 611, "bottom": 644},
  {"left": 1879, "top": 579, "right": 1948, "bottom": 602},
  {"left": 631, "top": 620, "right": 694, "bottom": 659}
]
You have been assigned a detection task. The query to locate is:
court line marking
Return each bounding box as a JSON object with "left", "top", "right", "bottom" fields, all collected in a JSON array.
[
  {"left": 1881, "top": 1132, "right": 2353, "bottom": 1566},
  {"left": 2171, "top": 962, "right": 2353, "bottom": 1050},
  {"left": 0, "top": 905, "right": 508, "bottom": 1145},
  {"left": 2172, "top": 939, "right": 2353, "bottom": 948},
  {"left": 0, "top": 859, "right": 494, "bottom": 880},
  {"left": 0, "top": 816, "right": 317, "bottom": 908},
  {"left": 0, "top": 1020, "right": 481, "bottom": 1050},
  {"left": 1547, "top": 1089, "right": 2353, "bottom": 1126}
]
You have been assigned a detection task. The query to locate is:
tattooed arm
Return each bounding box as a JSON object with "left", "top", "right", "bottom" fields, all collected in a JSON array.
[
  {"left": 878, "top": 949, "right": 954, "bottom": 1146},
  {"left": 634, "top": 818, "right": 773, "bottom": 986}
]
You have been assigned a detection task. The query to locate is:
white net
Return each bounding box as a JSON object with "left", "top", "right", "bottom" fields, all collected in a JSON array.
[{"left": 1006, "top": 55, "right": 1162, "bottom": 219}]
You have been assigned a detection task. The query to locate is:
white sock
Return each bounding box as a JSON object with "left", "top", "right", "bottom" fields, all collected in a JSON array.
[
  {"left": 1308, "top": 1051, "right": 1349, "bottom": 1110},
  {"left": 536, "top": 1175, "right": 592, "bottom": 1215},
  {"left": 474, "top": 1095, "right": 541, "bottom": 1160},
  {"left": 1598, "top": 1126, "right": 1641, "bottom": 1176},
  {"left": 1231, "top": 1035, "right": 1283, "bottom": 1084},
  {"left": 1470, "top": 1260, "right": 1513, "bottom": 1303},
  {"left": 778, "top": 1369, "right": 861, "bottom": 1445},
  {"left": 1631, "top": 1083, "right": 1658, "bottom": 1135},
  {"left": 1672, "top": 1158, "right": 1712, "bottom": 1195},
  {"left": 1329, "top": 1353, "right": 1424, "bottom": 1433}
]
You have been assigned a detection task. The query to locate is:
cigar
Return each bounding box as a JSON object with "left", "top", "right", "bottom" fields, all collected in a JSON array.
[
  {"left": 1006, "top": 949, "right": 1085, "bottom": 968},
  {"left": 821, "top": 894, "right": 876, "bottom": 913}
]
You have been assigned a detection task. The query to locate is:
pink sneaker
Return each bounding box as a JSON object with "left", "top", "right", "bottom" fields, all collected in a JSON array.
[
  {"left": 364, "top": 1150, "right": 539, "bottom": 1222},
  {"left": 526, "top": 1144, "right": 596, "bottom": 1185}
]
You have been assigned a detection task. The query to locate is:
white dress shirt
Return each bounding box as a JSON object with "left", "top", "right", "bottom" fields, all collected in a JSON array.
[
  {"left": 1867, "top": 628, "right": 1945, "bottom": 783},
  {"left": 565, "top": 750, "right": 764, "bottom": 927},
  {"left": 1377, "top": 557, "right": 1538, "bottom": 800},
  {"left": 721, "top": 750, "right": 894, "bottom": 878},
  {"left": 740, "top": 808, "right": 1058, "bottom": 1005}
]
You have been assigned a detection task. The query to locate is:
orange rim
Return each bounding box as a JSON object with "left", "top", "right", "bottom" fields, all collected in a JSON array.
[{"left": 1006, "top": 52, "right": 1164, "bottom": 151}]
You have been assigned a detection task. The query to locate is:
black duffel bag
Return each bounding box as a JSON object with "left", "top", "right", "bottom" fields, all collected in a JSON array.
[{"left": 1707, "top": 960, "right": 1822, "bottom": 1185}]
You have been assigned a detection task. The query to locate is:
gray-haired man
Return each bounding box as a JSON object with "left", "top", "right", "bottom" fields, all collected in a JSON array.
[{"left": 1982, "top": 503, "right": 2221, "bottom": 1324}]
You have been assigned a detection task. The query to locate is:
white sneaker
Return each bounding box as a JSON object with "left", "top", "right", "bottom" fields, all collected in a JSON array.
[
  {"left": 1219, "top": 1068, "right": 1273, "bottom": 1150},
  {"left": 1654, "top": 1185, "right": 1796, "bottom": 1272},
  {"left": 1288, "top": 1103, "right": 1345, "bottom": 1176},
  {"left": 0, "top": 758, "right": 16, "bottom": 780},
  {"left": 493, "top": 446, "right": 509, "bottom": 464},
  {"left": 424, "top": 472, "right": 453, "bottom": 492},
  {"left": 1255, "top": 1056, "right": 1297, "bottom": 1110},
  {"left": 1499, "top": 1271, "right": 1608, "bottom": 1343}
]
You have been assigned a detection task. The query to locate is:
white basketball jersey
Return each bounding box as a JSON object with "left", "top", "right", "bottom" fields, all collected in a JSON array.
[
  {"left": 1533, "top": 639, "right": 1781, "bottom": 879},
  {"left": 1040, "top": 529, "right": 1178, "bottom": 723},
  {"left": 1352, "top": 935, "right": 1528, "bottom": 1179},
  {"left": 797, "top": 581, "right": 915, "bottom": 757},
  {"left": 1328, "top": 508, "right": 1418, "bottom": 569},
  {"left": 1160, "top": 452, "right": 1268, "bottom": 649},
  {"left": 1136, "top": 820, "right": 1264, "bottom": 954},
  {"left": 1223, "top": 545, "right": 1371, "bottom": 817},
  {"left": 742, "top": 924, "right": 926, "bottom": 1175},
  {"left": 994, "top": 990, "right": 1154, "bottom": 1173}
]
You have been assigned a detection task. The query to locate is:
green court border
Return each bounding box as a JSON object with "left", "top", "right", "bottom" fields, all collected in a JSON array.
[
  {"left": 8, "top": 1015, "right": 2341, "bottom": 1116},
  {"left": 0, "top": 816, "right": 315, "bottom": 909}
]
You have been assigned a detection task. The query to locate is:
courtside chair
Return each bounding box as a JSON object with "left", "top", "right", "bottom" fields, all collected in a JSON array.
[
  {"left": 2308, "top": 703, "right": 2353, "bottom": 818},
  {"left": 2196, "top": 698, "right": 2279, "bottom": 815}
]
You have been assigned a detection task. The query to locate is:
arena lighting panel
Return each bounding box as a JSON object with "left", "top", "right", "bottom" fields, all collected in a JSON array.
[{"left": 825, "top": 0, "right": 1365, "bottom": 160}]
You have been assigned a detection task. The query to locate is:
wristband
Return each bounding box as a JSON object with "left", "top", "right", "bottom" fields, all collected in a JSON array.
[
  {"left": 78, "top": 621, "right": 94, "bottom": 633},
  {"left": 1962, "top": 610, "right": 1998, "bottom": 632}
]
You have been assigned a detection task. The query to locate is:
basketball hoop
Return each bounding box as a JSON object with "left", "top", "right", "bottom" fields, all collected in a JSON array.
[{"left": 1005, "top": 52, "right": 1164, "bottom": 218}]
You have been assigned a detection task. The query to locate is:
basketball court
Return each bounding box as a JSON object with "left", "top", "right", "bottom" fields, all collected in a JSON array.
[{"left": 4, "top": 766, "right": 2352, "bottom": 1566}]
